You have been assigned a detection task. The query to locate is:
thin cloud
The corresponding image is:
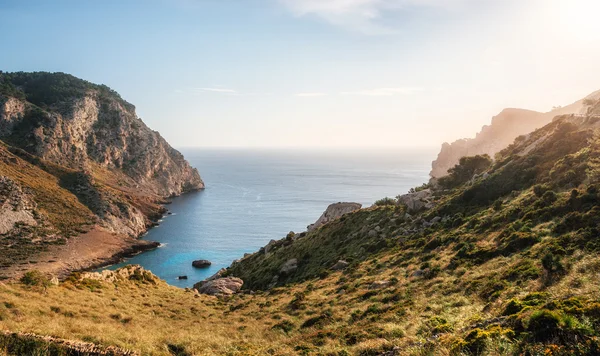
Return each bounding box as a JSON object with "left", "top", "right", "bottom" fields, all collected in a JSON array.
[
  {"left": 341, "top": 87, "right": 424, "bottom": 96},
  {"left": 196, "top": 87, "right": 238, "bottom": 94},
  {"left": 295, "top": 92, "right": 328, "bottom": 97},
  {"left": 278, "top": 0, "right": 464, "bottom": 34}
]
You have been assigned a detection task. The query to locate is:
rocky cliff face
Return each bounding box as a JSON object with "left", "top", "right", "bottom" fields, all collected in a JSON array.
[
  {"left": 0, "top": 72, "right": 204, "bottom": 273},
  {"left": 430, "top": 90, "right": 600, "bottom": 178},
  {"left": 307, "top": 202, "right": 362, "bottom": 231},
  {"left": 0, "top": 74, "right": 203, "bottom": 196}
]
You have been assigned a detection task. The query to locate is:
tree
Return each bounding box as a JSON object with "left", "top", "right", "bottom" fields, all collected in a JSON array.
[{"left": 438, "top": 154, "right": 493, "bottom": 189}]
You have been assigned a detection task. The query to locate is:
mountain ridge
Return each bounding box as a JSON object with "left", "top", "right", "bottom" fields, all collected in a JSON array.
[
  {"left": 430, "top": 89, "right": 600, "bottom": 178},
  {"left": 0, "top": 71, "right": 203, "bottom": 279}
]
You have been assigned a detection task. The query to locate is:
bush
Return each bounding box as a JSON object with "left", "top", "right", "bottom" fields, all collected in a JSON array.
[
  {"left": 373, "top": 197, "right": 396, "bottom": 207},
  {"left": 438, "top": 154, "right": 492, "bottom": 189},
  {"left": 527, "top": 310, "right": 562, "bottom": 341},
  {"left": 19, "top": 270, "right": 51, "bottom": 289}
]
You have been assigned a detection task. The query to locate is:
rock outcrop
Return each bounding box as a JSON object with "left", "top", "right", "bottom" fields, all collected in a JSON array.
[
  {"left": 79, "top": 265, "right": 158, "bottom": 284},
  {"left": 280, "top": 258, "right": 298, "bottom": 275},
  {"left": 0, "top": 72, "right": 204, "bottom": 197},
  {"left": 397, "top": 189, "right": 434, "bottom": 213},
  {"left": 0, "top": 72, "right": 204, "bottom": 275},
  {"left": 0, "top": 176, "right": 39, "bottom": 234},
  {"left": 307, "top": 202, "right": 362, "bottom": 231},
  {"left": 192, "top": 260, "right": 212, "bottom": 268},
  {"left": 430, "top": 90, "right": 600, "bottom": 178},
  {"left": 194, "top": 277, "right": 244, "bottom": 296}
]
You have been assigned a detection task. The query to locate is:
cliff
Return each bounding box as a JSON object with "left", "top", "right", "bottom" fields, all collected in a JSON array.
[
  {"left": 0, "top": 72, "right": 203, "bottom": 277},
  {"left": 430, "top": 89, "right": 600, "bottom": 177},
  {"left": 2, "top": 99, "right": 600, "bottom": 355},
  {"left": 0, "top": 72, "right": 203, "bottom": 196}
]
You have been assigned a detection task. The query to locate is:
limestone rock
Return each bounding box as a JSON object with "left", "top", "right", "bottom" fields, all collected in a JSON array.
[
  {"left": 0, "top": 176, "right": 39, "bottom": 235},
  {"left": 280, "top": 258, "right": 298, "bottom": 275},
  {"left": 307, "top": 202, "right": 362, "bottom": 231},
  {"left": 397, "top": 189, "right": 433, "bottom": 213},
  {"left": 80, "top": 265, "right": 157, "bottom": 284},
  {"left": 369, "top": 280, "right": 391, "bottom": 289},
  {"left": 194, "top": 277, "right": 243, "bottom": 296},
  {"left": 331, "top": 260, "right": 349, "bottom": 271}
]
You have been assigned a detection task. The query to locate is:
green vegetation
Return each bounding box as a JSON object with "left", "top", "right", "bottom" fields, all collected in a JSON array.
[
  {"left": 438, "top": 154, "right": 492, "bottom": 189},
  {"left": 0, "top": 71, "right": 134, "bottom": 112},
  {"left": 2, "top": 115, "right": 600, "bottom": 355}
]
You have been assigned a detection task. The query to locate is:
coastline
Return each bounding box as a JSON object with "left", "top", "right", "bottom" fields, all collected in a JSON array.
[{"left": 0, "top": 226, "right": 161, "bottom": 281}]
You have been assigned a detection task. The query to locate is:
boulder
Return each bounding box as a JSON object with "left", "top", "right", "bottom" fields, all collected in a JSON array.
[
  {"left": 397, "top": 189, "right": 434, "bottom": 213},
  {"left": 280, "top": 258, "right": 298, "bottom": 275},
  {"left": 331, "top": 260, "right": 349, "bottom": 271},
  {"left": 368, "top": 229, "right": 378, "bottom": 238},
  {"left": 264, "top": 239, "right": 282, "bottom": 254},
  {"left": 369, "top": 280, "right": 391, "bottom": 289},
  {"left": 307, "top": 202, "right": 362, "bottom": 231},
  {"left": 411, "top": 269, "right": 425, "bottom": 278},
  {"left": 192, "top": 260, "right": 212, "bottom": 268},
  {"left": 194, "top": 277, "right": 243, "bottom": 296},
  {"left": 205, "top": 268, "right": 227, "bottom": 281}
]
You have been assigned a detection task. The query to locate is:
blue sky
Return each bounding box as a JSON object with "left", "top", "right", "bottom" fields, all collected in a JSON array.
[{"left": 1, "top": 0, "right": 599, "bottom": 148}]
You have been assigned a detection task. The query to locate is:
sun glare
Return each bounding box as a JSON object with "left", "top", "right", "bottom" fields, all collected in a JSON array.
[{"left": 554, "top": 0, "right": 600, "bottom": 42}]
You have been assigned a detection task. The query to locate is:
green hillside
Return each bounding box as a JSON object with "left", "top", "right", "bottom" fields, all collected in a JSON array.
[{"left": 2, "top": 112, "right": 600, "bottom": 355}]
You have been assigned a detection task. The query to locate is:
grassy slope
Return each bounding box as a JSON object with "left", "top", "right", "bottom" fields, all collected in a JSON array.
[
  {"left": 0, "top": 143, "right": 96, "bottom": 270},
  {"left": 1, "top": 116, "right": 600, "bottom": 355}
]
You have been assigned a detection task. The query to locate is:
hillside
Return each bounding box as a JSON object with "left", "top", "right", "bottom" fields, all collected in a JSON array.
[
  {"left": 430, "top": 90, "right": 600, "bottom": 178},
  {"left": 1, "top": 101, "right": 600, "bottom": 355},
  {"left": 0, "top": 72, "right": 203, "bottom": 279}
]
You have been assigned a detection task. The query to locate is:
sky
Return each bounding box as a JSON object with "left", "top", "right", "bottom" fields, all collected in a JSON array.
[{"left": 1, "top": 0, "right": 600, "bottom": 148}]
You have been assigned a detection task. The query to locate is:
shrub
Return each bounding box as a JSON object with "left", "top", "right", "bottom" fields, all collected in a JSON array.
[
  {"left": 527, "top": 310, "right": 562, "bottom": 341},
  {"left": 438, "top": 154, "right": 493, "bottom": 189},
  {"left": 373, "top": 197, "right": 396, "bottom": 207},
  {"left": 272, "top": 320, "right": 295, "bottom": 333},
  {"left": 19, "top": 270, "right": 51, "bottom": 289}
]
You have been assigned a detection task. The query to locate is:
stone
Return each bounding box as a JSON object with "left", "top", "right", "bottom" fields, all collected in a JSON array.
[
  {"left": 369, "top": 280, "right": 391, "bottom": 289},
  {"left": 280, "top": 258, "right": 298, "bottom": 275},
  {"left": 411, "top": 269, "right": 425, "bottom": 278},
  {"left": 205, "top": 268, "right": 227, "bottom": 281},
  {"left": 397, "top": 189, "right": 433, "bottom": 213},
  {"left": 431, "top": 216, "right": 442, "bottom": 224},
  {"left": 194, "top": 277, "right": 243, "bottom": 296},
  {"left": 307, "top": 202, "right": 362, "bottom": 231},
  {"left": 264, "top": 239, "right": 280, "bottom": 254},
  {"left": 368, "top": 229, "right": 378, "bottom": 238},
  {"left": 331, "top": 260, "right": 349, "bottom": 271},
  {"left": 192, "top": 260, "right": 212, "bottom": 268},
  {"left": 50, "top": 276, "right": 59, "bottom": 286}
]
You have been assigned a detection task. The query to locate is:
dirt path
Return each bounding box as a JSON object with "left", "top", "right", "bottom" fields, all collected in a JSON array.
[{"left": 1, "top": 226, "right": 158, "bottom": 280}]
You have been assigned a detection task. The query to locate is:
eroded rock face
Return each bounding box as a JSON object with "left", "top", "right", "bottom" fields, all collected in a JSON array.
[
  {"left": 0, "top": 97, "right": 25, "bottom": 136},
  {"left": 307, "top": 202, "right": 362, "bottom": 231},
  {"left": 0, "top": 93, "right": 203, "bottom": 197},
  {"left": 194, "top": 277, "right": 243, "bottom": 296},
  {"left": 0, "top": 176, "right": 39, "bottom": 234}
]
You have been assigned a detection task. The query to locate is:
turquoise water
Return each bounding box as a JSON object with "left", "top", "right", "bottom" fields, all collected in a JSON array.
[{"left": 103, "top": 148, "right": 436, "bottom": 287}]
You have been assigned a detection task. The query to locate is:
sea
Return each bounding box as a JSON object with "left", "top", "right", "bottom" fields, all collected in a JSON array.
[{"left": 101, "top": 148, "right": 437, "bottom": 287}]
